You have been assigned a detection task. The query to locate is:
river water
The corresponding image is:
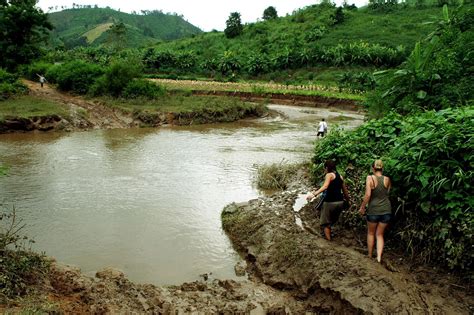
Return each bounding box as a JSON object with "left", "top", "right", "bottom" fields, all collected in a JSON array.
[{"left": 0, "top": 105, "right": 363, "bottom": 285}]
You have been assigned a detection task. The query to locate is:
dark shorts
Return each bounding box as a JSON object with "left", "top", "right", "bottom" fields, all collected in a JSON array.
[
  {"left": 367, "top": 213, "right": 392, "bottom": 224},
  {"left": 320, "top": 201, "right": 344, "bottom": 226},
  {"left": 317, "top": 131, "right": 325, "bottom": 137}
]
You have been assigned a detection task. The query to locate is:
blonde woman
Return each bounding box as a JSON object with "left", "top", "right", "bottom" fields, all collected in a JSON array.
[{"left": 359, "top": 160, "right": 392, "bottom": 263}]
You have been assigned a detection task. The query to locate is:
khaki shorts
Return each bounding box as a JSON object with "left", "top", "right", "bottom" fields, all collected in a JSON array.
[{"left": 320, "top": 201, "right": 344, "bottom": 226}]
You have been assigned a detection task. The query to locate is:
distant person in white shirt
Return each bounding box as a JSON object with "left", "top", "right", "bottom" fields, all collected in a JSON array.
[
  {"left": 36, "top": 74, "right": 46, "bottom": 88},
  {"left": 317, "top": 118, "right": 328, "bottom": 137}
]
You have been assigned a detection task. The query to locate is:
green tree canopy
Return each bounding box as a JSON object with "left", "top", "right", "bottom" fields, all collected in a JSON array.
[
  {"left": 263, "top": 6, "right": 278, "bottom": 20},
  {"left": 224, "top": 12, "right": 243, "bottom": 39},
  {"left": 107, "top": 21, "right": 127, "bottom": 51},
  {"left": 0, "top": 0, "right": 52, "bottom": 70}
]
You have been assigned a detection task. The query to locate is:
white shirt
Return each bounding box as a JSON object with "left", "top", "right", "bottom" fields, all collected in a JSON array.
[{"left": 318, "top": 121, "right": 327, "bottom": 132}]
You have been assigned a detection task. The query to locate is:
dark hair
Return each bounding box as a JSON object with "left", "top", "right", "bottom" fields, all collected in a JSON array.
[{"left": 324, "top": 160, "right": 336, "bottom": 172}]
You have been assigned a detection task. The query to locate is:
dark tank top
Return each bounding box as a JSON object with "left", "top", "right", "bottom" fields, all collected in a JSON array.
[{"left": 325, "top": 172, "right": 344, "bottom": 202}]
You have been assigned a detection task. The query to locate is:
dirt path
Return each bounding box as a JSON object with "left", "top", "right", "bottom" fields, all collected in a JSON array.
[
  {"left": 24, "top": 80, "right": 133, "bottom": 130},
  {"left": 222, "top": 171, "right": 473, "bottom": 314}
]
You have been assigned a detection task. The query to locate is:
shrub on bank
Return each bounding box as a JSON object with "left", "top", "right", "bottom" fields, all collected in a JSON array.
[
  {"left": 0, "top": 69, "right": 28, "bottom": 100},
  {"left": 20, "top": 62, "right": 54, "bottom": 81},
  {"left": 46, "top": 61, "right": 104, "bottom": 94},
  {"left": 122, "top": 79, "right": 166, "bottom": 99},
  {"left": 91, "top": 61, "right": 142, "bottom": 97},
  {"left": 311, "top": 107, "right": 473, "bottom": 271}
]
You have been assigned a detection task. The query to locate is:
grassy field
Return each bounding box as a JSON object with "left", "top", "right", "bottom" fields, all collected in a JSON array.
[
  {"left": 101, "top": 94, "right": 264, "bottom": 113},
  {"left": 149, "top": 79, "right": 366, "bottom": 101},
  {"left": 0, "top": 96, "right": 67, "bottom": 121},
  {"left": 82, "top": 23, "right": 113, "bottom": 43}
]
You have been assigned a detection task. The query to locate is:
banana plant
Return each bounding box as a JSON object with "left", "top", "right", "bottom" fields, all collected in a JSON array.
[{"left": 376, "top": 36, "right": 440, "bottom": 104}]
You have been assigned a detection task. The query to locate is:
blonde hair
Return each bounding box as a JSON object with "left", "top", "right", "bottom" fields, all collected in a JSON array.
[{"left": 372, "top": 159, "right": 384, "bottom": 170}]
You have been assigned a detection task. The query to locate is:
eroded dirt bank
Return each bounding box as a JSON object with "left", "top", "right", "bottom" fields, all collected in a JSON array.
[
  {"left": 190, "top": 90, "right": 359, "bottom": 111},
  {"left": 7, "top": 262, "right": 343, "bottom": 313},
  {"left": 0, "top": 81, "right": 358, "bottom": 134},
  {"left": 222, "top": 171, "right": 473, "bottom": 314}
]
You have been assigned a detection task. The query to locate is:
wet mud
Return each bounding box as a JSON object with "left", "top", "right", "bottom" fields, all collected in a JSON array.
[{"left": 222, "top": 170, "right": 473, "bottom": 314}]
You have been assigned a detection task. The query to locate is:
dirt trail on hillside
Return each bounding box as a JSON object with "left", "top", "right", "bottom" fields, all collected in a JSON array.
[
  {"left": 222, "top": 171, "right": 473, "bottom": 314},
  {"left": 24, "top": 80, "right": 133, "bottom": 130}
]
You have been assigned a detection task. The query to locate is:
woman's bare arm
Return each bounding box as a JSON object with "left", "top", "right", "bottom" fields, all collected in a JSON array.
[
  {"left": 307, "top": 173, "right": 333, "bottom": 200},
  {"left": 359, "top": 176, "right": 372, "bottom": 214}
]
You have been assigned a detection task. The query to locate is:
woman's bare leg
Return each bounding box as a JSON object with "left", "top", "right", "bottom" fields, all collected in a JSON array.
[
  {"left": 375, "top": 223, "right": 388, "bottom": 263},
  {"left": 367, "top": 222, "right": 378, "bottom": 258},
  {"left": 324, "top": 226, "right": 331, "bottom": 241}
]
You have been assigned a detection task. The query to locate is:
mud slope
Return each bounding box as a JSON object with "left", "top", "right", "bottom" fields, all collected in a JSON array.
[
  {"left": 24, "top": 80, "right": 133, "bottom": 130},
  {"left": 222, "top": 184, "right": 472, "bottom": 314}
]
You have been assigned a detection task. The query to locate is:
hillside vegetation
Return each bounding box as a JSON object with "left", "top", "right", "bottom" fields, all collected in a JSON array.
[
  {"left": 311, "top": 5, "right": 473, "bottom": 273},
  {"left": 141, "top": 3, "right": 452, "bottom": 84},
  {"left": 47, "top": 7, "right": 202, "bottom": 49}
]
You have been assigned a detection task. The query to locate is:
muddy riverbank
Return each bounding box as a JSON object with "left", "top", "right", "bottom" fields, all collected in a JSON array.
[
  {"left": 4, "top": 168, "right": 472, "bottom": 313},
  {"left": 222, "top": 169, "right": 473, "bottom": 314},
  {"left": 0, "top": 81, "right": 266, "bottom": 134},
  {"left": 0, "top": 81, "right": 360, "bottom": 134}
]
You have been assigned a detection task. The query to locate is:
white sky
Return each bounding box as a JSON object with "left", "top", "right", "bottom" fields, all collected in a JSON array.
[{"left": 37, "top": 0, "right": 368, "bottom": 31}]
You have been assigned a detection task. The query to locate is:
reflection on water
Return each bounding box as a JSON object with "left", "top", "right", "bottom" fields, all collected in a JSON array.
[{"left": 0, "top": 105, "right": 364, "bottom": 285}]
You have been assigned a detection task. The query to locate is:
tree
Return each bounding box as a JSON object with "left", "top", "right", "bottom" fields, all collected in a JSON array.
[
  {"left": 0, "top": 0, "right": 52, "bottom": 70},
  {"left": 262, "top": 6, "right": 278, "bottom": 20},
  {"left": 224, "top": 12, "right": 243, "bottom": 38},
  {"left": 107, "top": 21, "right": 127, "bottom": 51},
  {"left": 333, "top": 7, "right": 344, "bottom": 24}
]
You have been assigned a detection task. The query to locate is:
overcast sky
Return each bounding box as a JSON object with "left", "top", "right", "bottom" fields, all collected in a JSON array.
[{"left": 37, "top": 0, "right": 368, "bottom": 31}]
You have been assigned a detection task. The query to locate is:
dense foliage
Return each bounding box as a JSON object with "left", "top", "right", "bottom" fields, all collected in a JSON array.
[
  {"left": 42, "top": 59, "right": 167, "bottom": 100},
  {"left": 225, "top": 12, "right": 243, "bottom": 39},
  {"left": 311, "top": 5, "right": 473, "bottom": 272},
  {"left": 38, "top": 3, "right": 459, "bottom": 86},
  {"left": 312, "top": 107, "right": 473, "bottom": 271},
  {"left": 0, "top": 0, "right": 52, "bottom": 70},
  {"left": 0, "top": 69, "right": 28, "bottom": 100},
  {"left": 47, "top": 7, "right": 202, "bottom": 49},
  {"left": 143, "top": 3, "right": 449, "bottom": 81},
  {"left": 46, "top": 60, "right": 104, "bottom": 94},
  {"left": 262, "top": 6, "right": 278, "bottom": 20},
  {"left": 368, "top": 5, "right": 473, "bottom": 115}
]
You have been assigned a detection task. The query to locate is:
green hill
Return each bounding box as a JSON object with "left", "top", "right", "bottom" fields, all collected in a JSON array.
[
  {"left": 48, "top": 7, "right": 202, "bottom": 49},
  {"left": 142, "top": 3, "right": 469, "bottom": 84}
]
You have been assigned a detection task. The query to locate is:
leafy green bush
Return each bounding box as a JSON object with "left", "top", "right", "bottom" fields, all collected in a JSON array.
[
  {"left": 0, "top": 69, "right": 28, "bottom": 100},
  {"left": 20, "top": 62, "right": 54, "bottom": 81},
  {"left": 46, "top": 61, "right": 104, "bottom": 94},
  {"left": 338, "top": 71, "right": 376, "bottom": 92},
  {"left": 311, "top": 107, "right": 473, "bottom": 271},
  {"left": 368, "top": 6, "right": 473, "bottom": 115},
  {"left": 91, "top": 61, "right": 141, "bottom": 97},
  {"left": 122, "top": 79, "right": 166, "bottom": 99},
  {"left": 385, "top": 107, "right": 473, "bottom": 270}
]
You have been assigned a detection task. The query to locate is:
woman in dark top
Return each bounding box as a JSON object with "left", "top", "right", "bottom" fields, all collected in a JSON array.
[
  {"left": 307, "top": 160, "right": 350, "bottom": 240},
  {"left": 359, "top": 159, "right": 392, "bottom": 263}
]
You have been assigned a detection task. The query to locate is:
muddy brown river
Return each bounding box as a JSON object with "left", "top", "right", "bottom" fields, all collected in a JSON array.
[{"left": 0, "top": 105, "right": 363, "bottom": 285}]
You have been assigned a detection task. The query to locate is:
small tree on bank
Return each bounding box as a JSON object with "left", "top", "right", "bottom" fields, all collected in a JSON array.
[
  {"left": 225, "top": 12, "right": 243, "bottom": 38},
  {"left": 0, "top": 0, "right": 52, "bottom": 70},
  {"left": 263, "top": 6, "right": 278, "bottom": 20}
]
